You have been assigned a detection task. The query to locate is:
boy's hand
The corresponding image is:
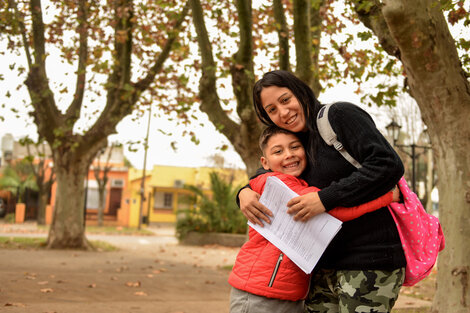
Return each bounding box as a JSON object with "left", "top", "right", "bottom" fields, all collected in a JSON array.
[
  {"left": 287, "top": 192, "right": 326, "bottom": 222},
  {"left": 239, "top": 187, "right": 273, "bottom": 227}
]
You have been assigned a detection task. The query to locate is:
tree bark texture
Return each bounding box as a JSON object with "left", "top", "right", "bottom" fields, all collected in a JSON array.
[
  {"left": 47, "top": 151, "right": 93, "bottom": 249},
  {"left": 98, "top": 186, "right": 106, "bottom": 227},
  {"left": 36, "top": 186, "right": 48, "bottom": 225},
  {"left": 293, "top": 0, "right": 313, "bottom": 87},
  {"left": 309, "top": 0, "right": 324, "bottom": 96},
  {"left": 353, "top": 0, "right": 400, "bottom": 58},
  {"left": 381, "top": 0, "right": 470, "bottom": 311},
  {"left": 273, "top": 0, "right": 290, "bottom": 71}
]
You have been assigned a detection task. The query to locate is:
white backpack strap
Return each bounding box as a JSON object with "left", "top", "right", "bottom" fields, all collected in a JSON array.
[{"left": 317, "top": 103, "right": 362, "bottom": 169}]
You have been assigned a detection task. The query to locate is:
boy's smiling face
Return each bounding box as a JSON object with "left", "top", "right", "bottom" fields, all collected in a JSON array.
[{"left": 261, "top": 132, "right": 307, "bottom": 177}]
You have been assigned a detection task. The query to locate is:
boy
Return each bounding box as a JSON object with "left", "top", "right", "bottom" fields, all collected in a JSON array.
[{"left": 229, "top": 125, "right": 398, "bottom": 313}]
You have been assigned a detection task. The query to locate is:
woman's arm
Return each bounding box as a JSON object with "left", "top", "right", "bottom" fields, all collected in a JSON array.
[
  {"left": 314, "top": 102, "right": 404, "bottom": 210},
  {"left": 328, "top": 188, "right": 397, "bottom": 222},
  {"left": 288, "top": 185, "right": 398, "bottom": 222}
]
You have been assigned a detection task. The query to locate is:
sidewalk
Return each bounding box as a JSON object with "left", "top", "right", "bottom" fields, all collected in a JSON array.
[{"left": 0, "top": 223, "right": 432, "bottom": 312}]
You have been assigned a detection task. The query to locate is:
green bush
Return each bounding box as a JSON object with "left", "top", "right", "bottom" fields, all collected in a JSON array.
[
  {"left": 176, "top": 171, "right": 247, "bottom": 239},
  {"left": 4, "top": 213, "right": 15, "bottom": 224}
]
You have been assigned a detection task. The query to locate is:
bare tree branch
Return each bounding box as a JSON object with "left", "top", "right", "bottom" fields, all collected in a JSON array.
[
  {"left": 293, "top": 0, "right": 314, "bottom": 87},
  {"left": 273, "top": 0, "right": 290, "bottom": 71},
  {"left": 25, "top": 0, "right": 62, "bottom": 143},
  {"left": 84, "top": 0, "right": 135, "bottom": 147},
  {"left": 65, "top": 0, "right": 89, "bottom": 123},
  {"left": 310, "top": 0, "right": 323, "bottom": 95},
  {"left": 351, "top": 0, "right": 400, "bottom": 59},
  {"left": 190, "top": 0, "right": 240, "bottom": 141},
  {"left": 11, "top": 0, "right": 32, "bottom": 68}
]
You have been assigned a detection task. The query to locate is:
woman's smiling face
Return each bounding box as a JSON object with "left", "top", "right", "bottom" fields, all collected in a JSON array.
[{"left": 260, "top": 86, "right": 307, "bottom": 133}]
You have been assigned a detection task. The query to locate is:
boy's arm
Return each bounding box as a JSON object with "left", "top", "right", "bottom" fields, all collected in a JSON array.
[{"left": 328, "top": 188, "right": 397, "bottom": 222}]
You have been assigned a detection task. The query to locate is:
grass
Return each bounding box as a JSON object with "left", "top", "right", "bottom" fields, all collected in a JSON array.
[
  {"left": 36, "top": 225, "right": 155, "bottom": 236},
  {"left": 0, "top": 236, "right": 47, "bottom": 249},
  {"left": 221, "top": 264, "right": 234, "bottom": 271},
  {"left": 85, "top": 225, "right": 155, "bottom": 236},
  {"left": 0, "top": 236, "right": 118, "bottom": 251}
]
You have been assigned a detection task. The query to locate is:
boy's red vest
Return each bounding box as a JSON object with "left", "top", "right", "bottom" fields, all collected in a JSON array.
[{"left": 229, "top": 172, "right": 393, "bottom": 300}]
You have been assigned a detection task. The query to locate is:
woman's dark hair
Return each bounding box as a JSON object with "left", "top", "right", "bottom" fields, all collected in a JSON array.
[{"left": 252, "top": 70, "right": 323, "bottom": 161}]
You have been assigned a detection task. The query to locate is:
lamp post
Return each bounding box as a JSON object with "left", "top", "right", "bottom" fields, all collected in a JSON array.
[
  {"left": 138, "top": 104, "right": 152, "bottom": 230},
  {"left": 386, "top": 119, "right": 432, "bottom": 192}
]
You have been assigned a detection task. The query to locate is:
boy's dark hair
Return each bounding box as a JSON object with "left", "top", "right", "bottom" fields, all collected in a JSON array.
[{"left": 259, "top": 125, "right": 298, "bottom": 155}]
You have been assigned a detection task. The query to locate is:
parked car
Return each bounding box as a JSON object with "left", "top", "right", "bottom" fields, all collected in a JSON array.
[{"left": 0, "top": 198, "right": 6, "bottom": 218}]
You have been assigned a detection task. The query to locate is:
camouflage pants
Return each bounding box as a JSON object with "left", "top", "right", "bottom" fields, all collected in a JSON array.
[{"left": 304, "top": 268, "right": 404, "bottom": 313}]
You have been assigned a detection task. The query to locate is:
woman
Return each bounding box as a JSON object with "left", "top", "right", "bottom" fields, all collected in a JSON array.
[{"left": 239, "top": 70, "right": 406, "bottom": 312}]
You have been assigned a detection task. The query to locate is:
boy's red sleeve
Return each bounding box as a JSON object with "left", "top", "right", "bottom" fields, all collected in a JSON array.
[{"left": 328, "top": 191, "right": 394, "bottom": 222}]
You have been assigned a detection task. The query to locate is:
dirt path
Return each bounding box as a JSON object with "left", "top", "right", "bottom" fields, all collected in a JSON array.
[
  {"left": 0, "top": 223, "right": 432, "bottom": 312},
  {"left": 1, "top": 245, "right": 238, "bottom": 313},
  {"left": 0, "top": 224, "right": 240, "bottom": 313}
]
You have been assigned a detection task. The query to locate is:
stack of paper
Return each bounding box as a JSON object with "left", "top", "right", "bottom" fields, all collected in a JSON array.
[{"left": 248, "top": 176, "right": 342, "bottom": 274}]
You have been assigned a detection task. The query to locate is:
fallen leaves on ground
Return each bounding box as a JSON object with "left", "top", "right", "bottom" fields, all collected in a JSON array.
[
  {"left": 4, "top": 302, "right": 26, "bottom": 307},
  {"left": 115, "top": 266, "right": 129, "bottom": 272},
  {"left": 125, "top": 281, "right": 141, "bottom": 287},
  {"left": 152, "top": 268, "right": 167, "bottom": 274},
  {"left": 24, "top": 272, "right": 37, "bottom": 280}
]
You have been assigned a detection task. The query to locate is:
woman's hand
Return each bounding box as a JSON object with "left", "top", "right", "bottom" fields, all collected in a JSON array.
[
  {"left": 287, "top": 192, "right": 326, "bottom": 222},
  {"left": 239, "top": 187, "right": 273, "bottom": 227},
  {"left": 392, "top": 185, "right": 401, "bottom": 202}
]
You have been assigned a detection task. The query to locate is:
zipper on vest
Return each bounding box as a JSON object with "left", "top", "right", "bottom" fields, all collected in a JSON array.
[{"left": 268, "top": 253, "right": 283, "bottom": 287}]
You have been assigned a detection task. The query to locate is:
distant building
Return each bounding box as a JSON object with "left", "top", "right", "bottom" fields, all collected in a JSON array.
[
  {"left": 1, "top": 133, "right": 249, "bottom": 228},
  {"left": 0, "top": 134, "right": 129, "bottom": 224},
  {"left": 120, "top": 165, "right": 248, "bottom": 227}
]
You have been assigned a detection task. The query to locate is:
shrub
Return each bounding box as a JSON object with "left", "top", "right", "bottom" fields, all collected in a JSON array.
[
  {"left": 4, "top": 213, "right": 15, "bottom": 224},
  {"left": 176, "top": 171, "right": 247, "bottom": 239}
]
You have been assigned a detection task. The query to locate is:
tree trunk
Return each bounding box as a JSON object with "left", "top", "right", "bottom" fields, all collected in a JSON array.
[
  {"left": 273, "top": 0, "right": 290, "bottom": 71},
  {"left": 293, "top": 0, "right": 313, "bottom": 87},
  {"left": 36, "top": 187, "right": 48, "bottom": 225},
  {"left": 381, "top": 0, "right": 470, "bottom": 311},
  {"left": 425, "top": 148, "right": 433, "bottom": 213},
  {"left": 98, "top": 185, "right": 105, "bottom": 227},
  {"left": 309, "top": 0, "right": 324, "bottom": 96},
  {"left": 47, "top": 152, "right": 91, "bottom": 249},
  {"left": 432, "top": 141, "right": 470, "bottom": 312}
]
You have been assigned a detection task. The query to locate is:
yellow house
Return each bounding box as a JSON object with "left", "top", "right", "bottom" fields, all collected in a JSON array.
[{"left": 120, "top": 165, "right": 248, "bottom": 227}]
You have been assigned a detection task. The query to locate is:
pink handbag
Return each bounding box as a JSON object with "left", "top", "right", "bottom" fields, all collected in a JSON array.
[{"left": 388, "top": 177, "right": 445, "bottom": 286}]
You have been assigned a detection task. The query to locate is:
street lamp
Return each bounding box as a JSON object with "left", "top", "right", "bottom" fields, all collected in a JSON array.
[
  {"left": 138, "top": 104, "right": 152, "bottom": 230},
  {"left": 386, "top": 119, "right": 432, "bottom": 193}
]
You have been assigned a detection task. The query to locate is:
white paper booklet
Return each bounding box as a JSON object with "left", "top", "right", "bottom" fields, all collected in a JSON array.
[{"left": 248, "top": 176, "right": 342, "bottom": 274}]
